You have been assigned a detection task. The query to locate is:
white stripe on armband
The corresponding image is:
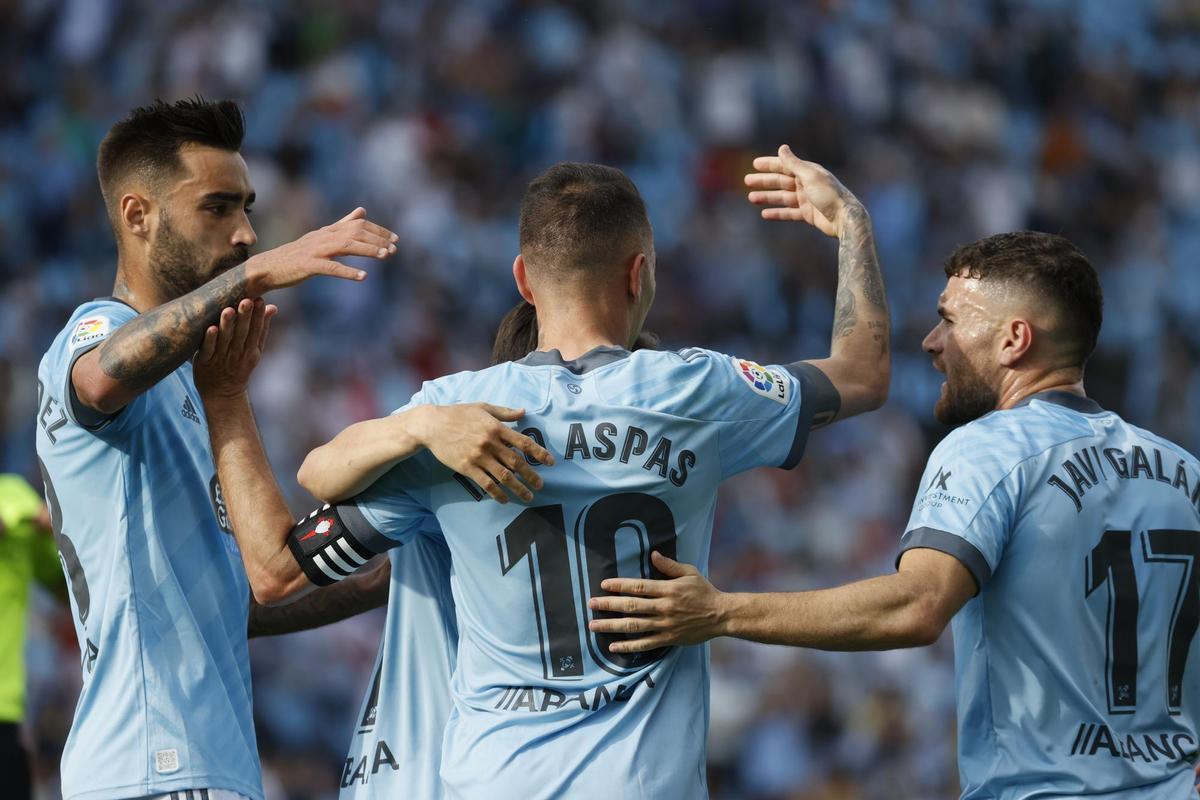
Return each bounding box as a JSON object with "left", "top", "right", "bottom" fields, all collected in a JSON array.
[
  {"left": 312, "top": 553, "right": 346, "bottom": 582},
  {"left": 335, "top": 538, "right": 368, "bottom": 566},
  {"left": 323, "top": 543, "right": 357, "bottom": 575}
]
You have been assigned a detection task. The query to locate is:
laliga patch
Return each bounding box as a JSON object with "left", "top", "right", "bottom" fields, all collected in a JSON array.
[
  {"left": 69, "top": 316, "right": 110, "bottom": 353},
  {"left": 732, "top": 356, "right": 790, "bottom": 405}
]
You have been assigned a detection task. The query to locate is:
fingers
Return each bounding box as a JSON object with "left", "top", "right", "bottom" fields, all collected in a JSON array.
[
  {"left": 315, "top": 260, "right": 368, "bottom": 282},
  {"left": 245, "top": 299, "right": 268, "bottom": 357},
  {"left": 259, "top": 304, "right": 277, "bottom": 351},
  {"left": 598, "top": 577, "right": 669, "bottom": 597},
  {"left": 589, "top": 595, "right": 660, "bottom": 616},
  {"left": 751, "top": 155, "right": 786, "bottom": 174},
  {"left": 337, "top": 207, "right": 367, "bottom": 223},
  {"left": 466, "top": 467, "right": 508, "bottom": 504},
  {"left": 650, "top": 550, "right": 699, "bottom": 578},
  {"left": 330, "top": 238, "right": 396, "bottom": 260},
  {"left": 197, "top": 325, "right": 218, "bottom": 364},
  {"left": 483, "top": 404, "right": 525, "bottom": 422},
  {"left": 500, "top": 426, "right": 555, "bottom": 466},
  {"left": 231, "top": 299, "right": 255, "bottom": 359},
  {"left": 214, "top": 306, "right": 237, "bottom": 356},
  {"left": 608, "top": 635, "right": 671, "bottom": 654},
  {"left": 743, "top": 172, "right": 796, "bottom": 191},
  {"left": 747, "top": 190, "right": 799, "bottom": 208}
]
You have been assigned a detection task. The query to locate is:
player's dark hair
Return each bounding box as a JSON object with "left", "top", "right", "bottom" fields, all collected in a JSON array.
[
  {"left": 97, "top": 97, "right": 246, "bottom": 224},
  {"left": 944, "top": 231, "right": 1103, "bottom": 367},
  {"left": 490, "top": 300, "right": 659, "bottom": 364},
  {"left": 518, "top": 163, "right": 652, "bottom": 279}
]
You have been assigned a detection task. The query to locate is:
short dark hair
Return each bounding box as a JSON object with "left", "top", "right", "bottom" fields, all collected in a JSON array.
[
  {"left": 944, "top": 231, "right": 1103, "bottom": 366},
  {"left": 97, "top": 97, "right": 245, "bottom": 219},
  {"left": 518, "top": 163, "right": 652, "bottom": 279},
  {"left": 490, "top": 299, "right": 659, "bottom": 364}
]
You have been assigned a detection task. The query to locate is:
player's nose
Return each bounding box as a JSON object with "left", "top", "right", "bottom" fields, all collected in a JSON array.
[
  {"left": 922, "top": 324, "right": 942, "bottom": 355},
  {"left": 232, "top": 216, "right": 257, "bottom": 248}
]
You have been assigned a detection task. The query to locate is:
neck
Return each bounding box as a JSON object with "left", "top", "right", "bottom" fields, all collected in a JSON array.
[
  {"left": 113, "top": 257, "right": 163, "bottom": 313},
  {"left": 996, "top": 367, "right": 1086, "bottom": 411},
  {"left": 534, "top": 302, "right": 631, "bottom": 361}
]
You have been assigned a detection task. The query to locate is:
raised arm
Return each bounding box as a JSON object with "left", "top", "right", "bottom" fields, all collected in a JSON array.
[
  {"left": 746, "top": 146, "right": 890, "bottom": 422},
  {"left": 298, "top": 404, "right": 554, "bottom": 505},
  {"left": 73, "top": 208, "right": 397, "bottom": 416}
]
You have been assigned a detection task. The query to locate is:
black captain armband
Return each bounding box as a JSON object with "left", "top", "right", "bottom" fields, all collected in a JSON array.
[{"left": 286, "top": 504, "right": 389, "bottom": 586}]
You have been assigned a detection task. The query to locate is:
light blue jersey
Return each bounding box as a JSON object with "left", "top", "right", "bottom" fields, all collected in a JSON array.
[
  {"left": 900, "top": 391, "right": 1200, "bottom": 800},
  {"left": 339, "top": 532, "right": 456, "bottom": 800},
  {"left": 36, "top": 299, "right": 260, "bottom": 800},
  {"left": 287, "top": 346, "right": 833, "bottom": 798}
]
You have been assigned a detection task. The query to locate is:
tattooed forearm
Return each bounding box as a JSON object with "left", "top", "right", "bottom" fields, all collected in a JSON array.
[
  {"left": 830, "top": 204, "right": 888, "bottom": 352},
  {"left": 247, "top": 559, "right": 390, "bottom": 637},
  {"left": 99, "top": 265, "right": 251, "bottom": 392},
  {"left": 832, "top": 287, "right": 857, "bottom": 339}
]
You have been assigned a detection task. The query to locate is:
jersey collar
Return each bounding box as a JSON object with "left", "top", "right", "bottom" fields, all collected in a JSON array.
[
  {"left": 516, "top": 345, "right": 631, "bottom": 375},
  {"left": 1013, "top": 390, "right": 1103, "bottom": 414}
]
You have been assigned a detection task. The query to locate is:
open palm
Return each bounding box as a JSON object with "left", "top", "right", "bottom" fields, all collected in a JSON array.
[{"left": 744, "top": 145, "right": 858, "bottom": 238}]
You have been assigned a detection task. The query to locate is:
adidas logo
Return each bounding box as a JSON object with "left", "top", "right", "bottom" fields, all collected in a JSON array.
[{"left": 181, "top": 396, "right": 201, "bottom": 424}]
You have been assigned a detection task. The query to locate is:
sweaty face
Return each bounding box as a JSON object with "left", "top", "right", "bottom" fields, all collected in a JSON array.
[
  {"left": 149, "top": 145, "right": 256, "bottom": 299},
  {"left": 922, "top": 275, "right": 1001, "bottom": 426}
]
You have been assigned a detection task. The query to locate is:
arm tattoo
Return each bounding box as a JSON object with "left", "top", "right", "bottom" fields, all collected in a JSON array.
[
  {"left": 831, "top": 204, "right": 888, "bottom": 345},
  {"left": 99, "top": 264, "right": 250, "bottom": 392},
  {"left": 832, "top": 287, "right": 857, "bottom": 339},
  {"left": 247, "top": 561, "right": 389, "bottom": 638}
]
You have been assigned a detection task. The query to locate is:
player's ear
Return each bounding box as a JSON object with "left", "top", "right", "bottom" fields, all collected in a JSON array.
[
  {"left": 627, "top": 252, "right": 647, "bottom": 303},
  {"left": 119, "top": 192, "right": 153, "bottom": 243},
  {"left": 997, "top": 317, "right": 1034, "bottom": 367},
  {"left": 513, "top": 255, "right": 536, "bottom": 305}
]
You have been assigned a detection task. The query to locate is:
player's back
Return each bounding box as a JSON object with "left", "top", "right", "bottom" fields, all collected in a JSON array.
[
  {"left": 35, "top": 299, "right": 260, "bottom": 800},
  {"left": 353, "top": 345, "right": 818, "bottom": 799},
  {"left": 912, "top": 393, "right": 1200, "bottom": 799},
  {"left": 339, "top": 533, "right": 456, "bottom": 800}
]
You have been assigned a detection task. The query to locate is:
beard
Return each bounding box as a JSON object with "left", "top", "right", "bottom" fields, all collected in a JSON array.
[
  {"left": 150, "top": 211, "right": 249, "bottom": 300},
  {"left": 934, "top": 357, "right": 999, "bottom": 426}
]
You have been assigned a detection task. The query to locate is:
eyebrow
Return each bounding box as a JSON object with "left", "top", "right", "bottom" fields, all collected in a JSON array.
[{"left": 201, "top": 191, "right": 256, "bottom": 205}]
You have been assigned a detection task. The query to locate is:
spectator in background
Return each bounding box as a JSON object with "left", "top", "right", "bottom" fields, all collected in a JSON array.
[{"left": 0, "top": 473, "right": 57, "bottom": 800}]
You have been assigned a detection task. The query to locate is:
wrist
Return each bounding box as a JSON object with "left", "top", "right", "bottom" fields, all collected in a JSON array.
[
  {"left": 834, "top": 202, "right": 869, "bottom": 238},
  {"left": 716, "top": 592, "right": 750, "bottom": 639},
  {"left": 200, "top": 388, "right": 250, "bottom": 409},
  {"left": 394, "top": 405, "right": 434, "bottom": 451}
]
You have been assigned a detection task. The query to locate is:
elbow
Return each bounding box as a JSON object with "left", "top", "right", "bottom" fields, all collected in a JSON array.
[
  {"left": 898, "top": 600, "right": 947, "bottom": 648},
  {"left": 248, "top": 570, "right": 299, "bottom": 607},
  {"left": 74, "top": 374, "right": 126, "bottom": 415}
]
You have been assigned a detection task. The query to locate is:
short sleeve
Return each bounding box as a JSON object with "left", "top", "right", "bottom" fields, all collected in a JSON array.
[
  {"left": 53, "top": 301, "right": 141, "bottom": 431},
  {"left": 286, "top": 454, "right": 437, "bottom": 587},
  {"left": 897, "top": 428, "right": 1019, "bottom": 591},
  {"left": 674, "top": 349, "right": 838, "bottom": 478}
]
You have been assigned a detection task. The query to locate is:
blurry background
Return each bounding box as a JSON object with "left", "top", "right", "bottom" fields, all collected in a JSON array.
[{"left": 4, "top": 0, "right": 1200, "bottom": 797}]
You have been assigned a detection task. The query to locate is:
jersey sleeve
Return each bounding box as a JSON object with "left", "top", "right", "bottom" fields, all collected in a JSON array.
[
  {"left": 897, "top": 426, "right": 1019, "bottom": 591},
  {"left": 51, "top": 301, "right": 142, "bottom": 431},
  {"left": 287, "top": 442, "right": 438, "bottom": 587},
  {"left": 673, "top": 348, "right": 839, "bottom": 478}
]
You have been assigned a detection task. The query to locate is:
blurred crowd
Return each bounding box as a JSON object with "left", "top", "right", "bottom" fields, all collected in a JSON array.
[{"left": 4, "top": 0, "right": 1200, "bottom": 797}]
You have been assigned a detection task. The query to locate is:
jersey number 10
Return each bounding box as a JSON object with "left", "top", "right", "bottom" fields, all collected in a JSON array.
[
  {"left": 498, "top": 492, "right": 677, "bottom": 680},
  {"left": 1086, "top": 529, "right": 1200, "bottom": 715}
]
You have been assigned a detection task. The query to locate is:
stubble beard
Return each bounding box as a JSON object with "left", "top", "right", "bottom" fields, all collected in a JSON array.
[
  {"left": 934, "top": 357, "right": 999, "bottom": 426},
  {"left": 149, "top": 211, "right": 248, "bottom": 300}
]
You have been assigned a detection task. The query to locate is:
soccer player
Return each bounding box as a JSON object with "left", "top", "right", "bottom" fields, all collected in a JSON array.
[
  {"left": 34, "top": 96, "right": 408, "bottom": 800},
  {"left": 194, "top": 148, "right": 890, "bottom": 797},
  {"left": 292, "top": 302, "right": 658, "bottom": 798},
  {"left": 592, "top": 230, "right": 1200, "bottom": 799}
]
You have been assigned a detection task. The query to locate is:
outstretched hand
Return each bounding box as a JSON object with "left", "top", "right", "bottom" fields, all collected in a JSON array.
[
  {"left": 745, "top": 145, "right": 863, "bottom": 238},
  {"left": 245, "top": 207, "right": 398, "bottom": 294},
  {"left": 586, "top": 551, "right": 726, "bottom": 653},
  {"left": 194, "top": 298, "right": 277, "bottom": 400}
]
